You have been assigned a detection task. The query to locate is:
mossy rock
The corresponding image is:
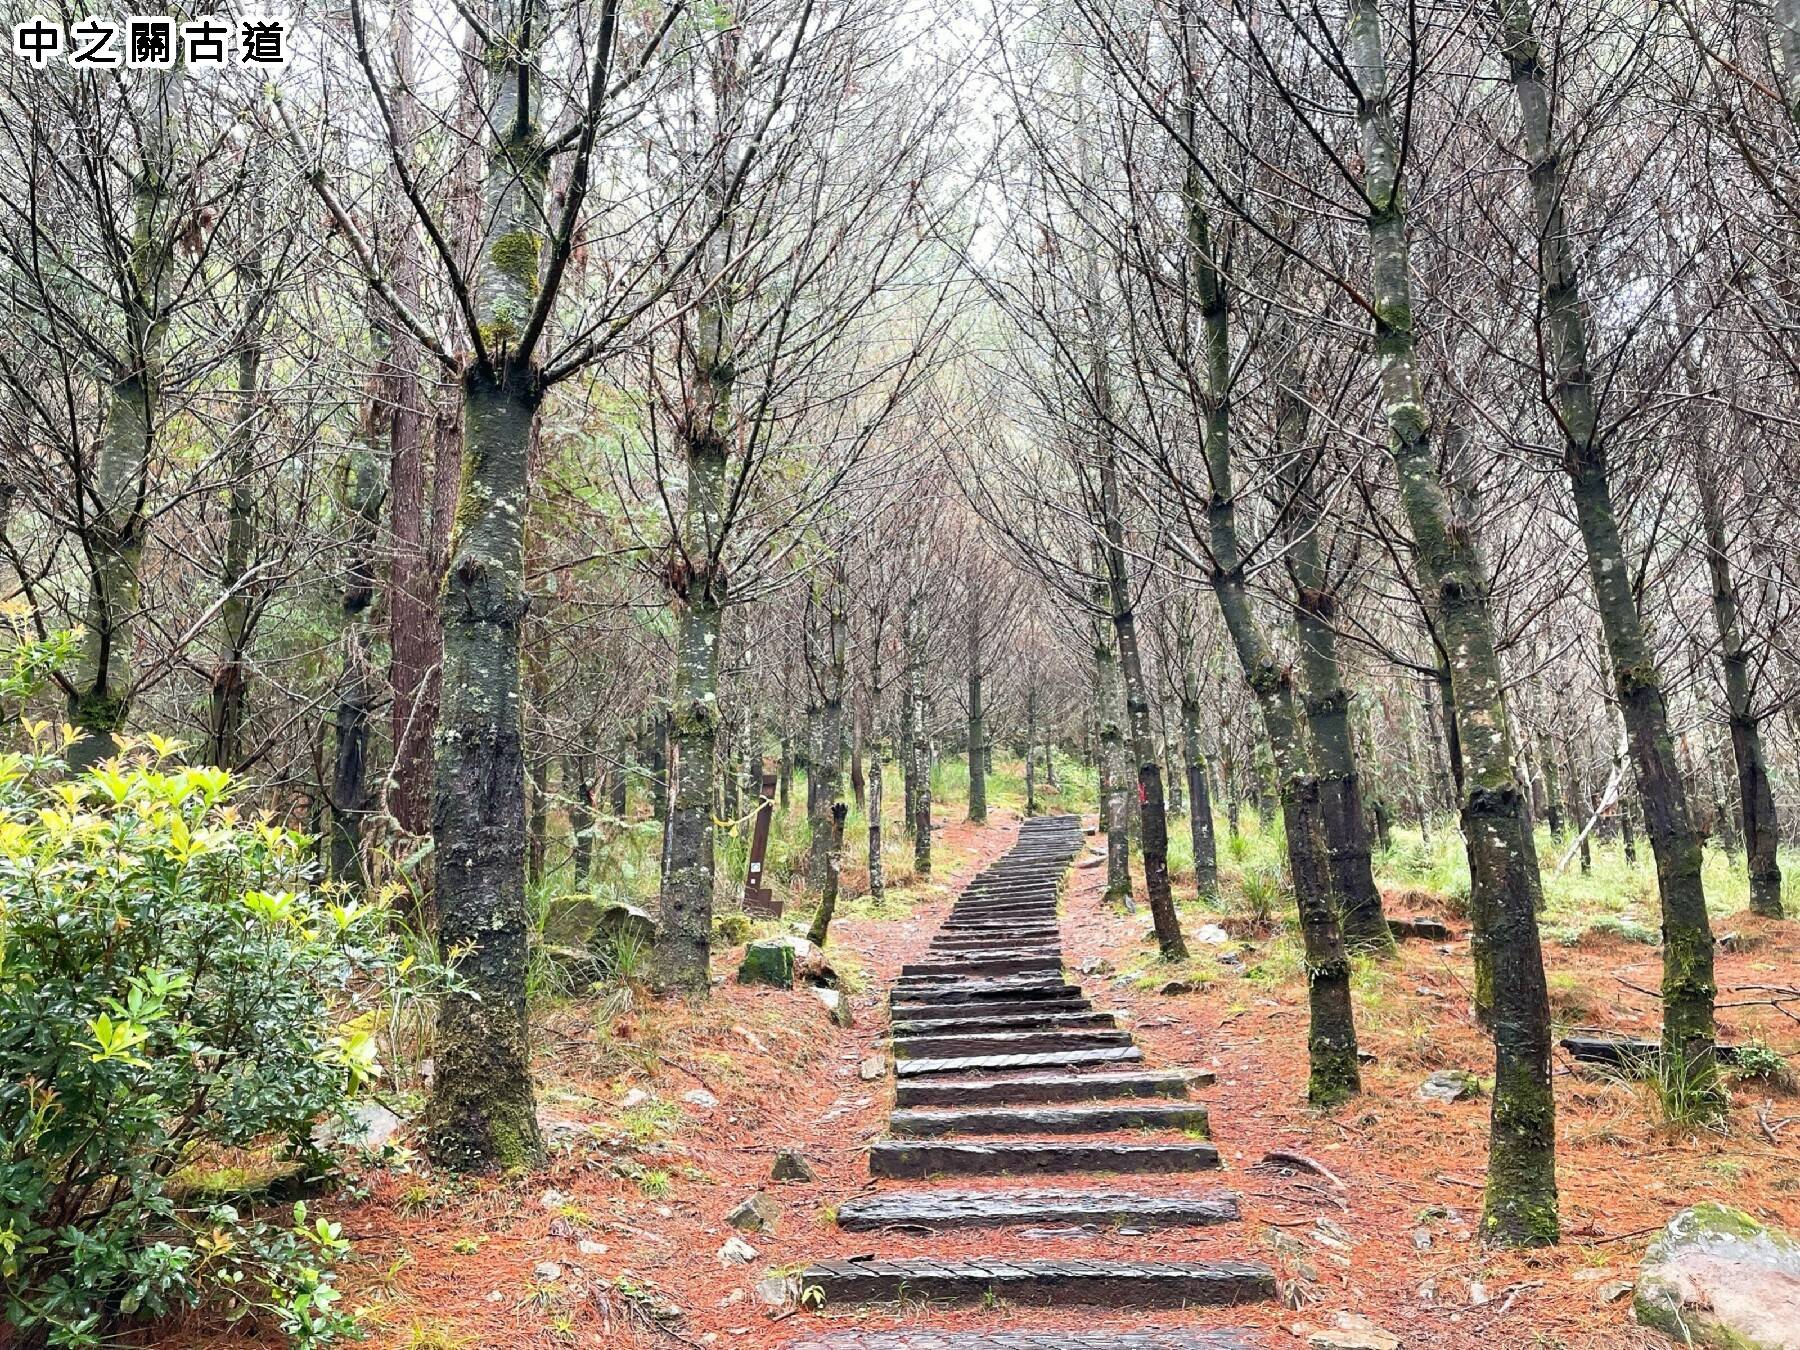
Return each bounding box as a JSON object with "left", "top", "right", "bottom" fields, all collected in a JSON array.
[
  {"left": 543, "top": 896, "right": 655, "bottom": 952},
  {"left": 1633, "top": 1202, "right": 1800, "bottom": 1348},
  {"left": 713, "top": 911, "right": 754, "bottom": 944},
  {"left": 738, "top": 937, "right": 803, "bottom": 988}
]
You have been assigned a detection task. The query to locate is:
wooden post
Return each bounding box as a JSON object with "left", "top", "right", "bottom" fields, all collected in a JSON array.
[{"left": 743, "top": 761, "right": 782, "bottom": 917}]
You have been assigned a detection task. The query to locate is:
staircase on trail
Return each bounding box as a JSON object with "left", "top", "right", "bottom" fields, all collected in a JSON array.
[{"left": 790, "top": 814, "right": 1275, "bottom": 1349}]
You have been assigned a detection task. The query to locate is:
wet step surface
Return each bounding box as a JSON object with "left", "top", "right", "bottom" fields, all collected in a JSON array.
[
  {"left": 790, "top": 1333, "right": 1263, "bottom": 1350},
  {"left": 894, "top": 1045, "right": 1145, "bottom": 1076},
  {"left": 888, "top": 1101, "right": 1211, "bottom": 1137},
  {"left": 798, "top": 1257, "right": 1276, "bottom": 1307},
  {"left": 790, "top": 814, "right": 1272, "bottom": 1339},
  {"left": 868, "top": 1138, "right": 1224, "bottom": 1178},
  {"left": 834, "top": 1186, "right": 1241, "bottom": 1230},
  {"left": 893, "top": 1068, "right": 1195, "bottom": 1108}
]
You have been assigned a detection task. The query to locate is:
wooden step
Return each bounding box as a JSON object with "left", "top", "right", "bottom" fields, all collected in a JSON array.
[
  {"left": 869, "top": 1138, "right": 1221, "bottom": 1178},
  {"left": 834, "top": 1186, "right": 1240, "bottom": 1231},
  {"left": 889, "top": 1101, "right": 1210, "bottom": 1137},
  {"left": 894, "top": 1069, "right": 1192, "bottom": 1108},
  {"left": 894, "top": 1028, "right": 1133, "bottom": 1060},
  {"left": 796, "top": 1257, "right": 1275, "bottom": 1308},
  {"left": 895, "top": 1046, "right": 1143, "bottom": 1077}
]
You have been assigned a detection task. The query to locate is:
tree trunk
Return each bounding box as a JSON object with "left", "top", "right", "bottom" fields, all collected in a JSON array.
[
  {"left": 1274, "top": 358, "right": 1390, "bottom": 951},
  {"left": 1176, "top": 624, "right": 1219, "bottom": 901},
  {"left": 70, "top": 75, "right": 175, "bottom": 769},
  {"left": 1494, "top": 0, "right": 1719, "bottom": 1097},
  {"left": 1350, "top": 0, "right": 1555, "bottom": 1244},
  {"left": 1171, "top": 46, "right": 1356, "bottom": 1085},
  {"left": 907, "top": 588, "right": 932, "bottom": 876},
  {"left": 1698, "top": 457, "right": 1782, "bottom": 916},
  {"left": 967, "top": 580, "right": 987, "bottom": 823},
  {"left": 425, "top": 364, "right": 542, "bottom": 1172},
  {"left": 384, "top": 0, "right": 436, "bottom": 840},
  {"left": 209, "top": 182, "right": 268, "bottom": 771},
  {"left": 329, "top": 443, "right": 388, "bottom": 888},
  {"left": 655, "top": 30, "right": 740, "bottom": 987},
  {"left": 568, "top": 748, "right": 595, "bottom": 888},
  {"left": 808, "top": 578, "right": 848, "bottom": 889},
  {"left": 868, "top": 741, "right": 885, "bottom": 900},
  {"left": 1093, "top": 590, "right": 1133, "bottom": 907},
  {"left": 807, "top": 803, "right": 848, "bottom": 946},
  {"left": 1025, "top": 679, "right": 1039, "bottom": 816},
  {"left": 423, "top": 0, "right": 550, "bottom": 1166}
]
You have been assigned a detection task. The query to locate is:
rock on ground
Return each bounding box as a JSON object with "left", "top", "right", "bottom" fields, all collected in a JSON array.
[
  {"left": 1417, "top": 1068, "right": 1481, "bottom": 1102},
  {"left": 771, "top": 1149, "right": 817, "bottom": 1182},
  {"left": 725, "top": 1192, "right": 781, "bottom": 1234},
  {"left": 1634, "top": 1202, "right": 1800, "bottom": 1349}
]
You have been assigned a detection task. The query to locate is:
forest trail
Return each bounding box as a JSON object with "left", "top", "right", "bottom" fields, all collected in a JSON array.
[{"left": 790, "top": 816, "right": 1273, "bottom": 1347}]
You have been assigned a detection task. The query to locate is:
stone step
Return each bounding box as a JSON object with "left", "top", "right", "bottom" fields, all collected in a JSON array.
[
  {"left": 889, "top": 1101, "right": 1210, "bottom": 1137},
  {"left": 927, "top": 944, "right": 1060, "bottom": 959},
  {"left": 899, "top": 955, "right": 1063, "bottom": 979},
  {"left": 890, "top": 996, "right": 1093, "bottom": 1022},
  {"left": 894, "top": 1069, "right": 1192, "bottom": 1108},
  {"left": 787, "top": 1330, "right": 1263, "bottom": 1350},
  {"left": 834, "top": 1186, "right": 1240, "bottom": 1231},
  {"left": 891, "top": 980, "right": 1079, "bottom": 1002},
  {"left": 796, "top": 1257, "right": 1275, "bottom": 1308},
  {"left": 889, "top": 1011, "right": 1119, "bottom": 1038},
  {"left": 895, "top": 1046, "right": 1143, "bottom": 1077},
  {"left": 869, "top": 1138, "right": 1221, "bottom": 1178},
  {"left": 894, "top": 1028, "right": 1134, "bottom": 1060}
]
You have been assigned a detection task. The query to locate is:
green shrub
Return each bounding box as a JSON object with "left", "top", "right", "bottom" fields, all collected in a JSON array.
[{"left": 0, "top": 733, "right": 423, "bottom": 1346}]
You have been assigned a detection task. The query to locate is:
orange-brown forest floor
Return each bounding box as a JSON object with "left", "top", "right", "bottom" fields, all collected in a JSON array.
[{"left": 168, "top": 809, "right": 1799, "bottom": 1350}]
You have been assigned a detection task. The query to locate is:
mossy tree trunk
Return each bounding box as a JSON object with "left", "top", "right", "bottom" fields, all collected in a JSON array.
[
  {"left": 1093, "top": 577, "right": 1132, "bottom": 906},
  {"left": 967, "top": 568, "right": 987, "bottom": 823},
  {"left": 1697, "top": 455, "right": 1782, "bottom": 917},
  {"left": 209, "top": 180, "right": 269, "bottom": 771},
  {"left": 328, "top": 437, "right": 388, "bottom": 889},
  {"left": 71, "top": 74, "right": 176, "bottom": 770},
  {"left": 868, "top": 740, "right": 885, "bottom": 900},
  {"left": 1348, "top": 0, "right": 1556, "bottom": 1245},
  {"left": 807, "top": 803, "right": 848, "bottom": 946},
  {"left": 1024, "top": 678, "right": 1039, "bottom": 816},
  {"left": 568, "top": 746, "right": 595, "bottom": 888},
  {"left": 657, "top": 26, "right": 741, "bottom": 991},
  {"left": 1273, "top": 351, "right": 1391, "bottom": 952},
  {"left": 1493, "top": 0, "right": 1720, "bottom": 1100},
  {"left": 1181, "top": 185, "right": 1358, "bottom": 1100},
  {"left": 1178, "top": 629, "right": 1218, "bottom": 899},
  {"left": 906, "top": 582, "right": 931, "bottom": 875},
  {"left": 807, "top": 573, "right": 848, "bottom": 890},
  {"left": 425, "top": 0, "right": 556, "bottom": 1171}
]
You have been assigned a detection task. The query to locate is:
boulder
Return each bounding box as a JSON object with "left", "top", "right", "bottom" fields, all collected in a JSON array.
[
  {"left": 1417, "top": 1069, "right": 1480, "bottom": 1103},
  {"left": 738, "top": 937, "right": 801, "bottom": 987},
  {"left": 312, "top": 1100, "right": 402, "bottom": 1153},
  {"left": 541, "top": 897, "right": 656, "bottom": 984},
  {"left": 738, "top": 934, "right": 836, "bottom": 989},
  {"left": 859, "top": 1054, "right": 886, "bottom": 1081},
  {"left": 1634, "top": 1203, "right": 1800, "bottom": 1349}
]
